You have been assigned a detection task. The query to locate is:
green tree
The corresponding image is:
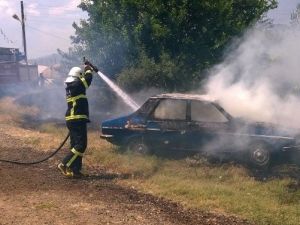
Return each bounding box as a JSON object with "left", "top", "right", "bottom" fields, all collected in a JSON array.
[{"left": 64, "top": 0, "right": 277, "bottom": 91}]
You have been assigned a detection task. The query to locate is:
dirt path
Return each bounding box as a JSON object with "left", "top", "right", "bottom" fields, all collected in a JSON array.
[{"left": 0, "top": 124, "right": 254, "bottom": 225}]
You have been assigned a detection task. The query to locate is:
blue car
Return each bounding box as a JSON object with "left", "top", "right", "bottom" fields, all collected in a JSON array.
[{"left": 101, "top": 93, "right": 300, "bottom": 168}]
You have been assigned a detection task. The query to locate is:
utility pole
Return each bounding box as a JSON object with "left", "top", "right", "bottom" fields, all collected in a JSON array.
[{"left": 20, "top": 1, "right": 28, "bottom": 64}]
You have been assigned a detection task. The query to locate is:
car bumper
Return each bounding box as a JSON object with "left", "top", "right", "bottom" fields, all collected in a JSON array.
[
  {"left": 100, "top": 134, "right": 114, "bottom": 140},
  {"left": 100, "top": 134, "right": 123, "bottom": 145},
  {"left": 282, "top": 145, "right": 300, "bottom": 152}
]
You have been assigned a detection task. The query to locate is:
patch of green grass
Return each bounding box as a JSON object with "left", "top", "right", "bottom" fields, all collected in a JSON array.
[
  {"left": 24, "top": 137, "right": 41, "bottom": 145},
  {"left": 38, "top": 123, "right": 67, "bottom": 136},
  {"left": 87, "top": 135, "right": 300, "bottom": 225},
  {"left": 88, "top": 145, "right": 163, "bottom": 177},
  {"left": 35, "top": 201, "right": 57, "bottom": 210},
  {"left": 135, "top": 166, "right": 300, "bottom": 225}
]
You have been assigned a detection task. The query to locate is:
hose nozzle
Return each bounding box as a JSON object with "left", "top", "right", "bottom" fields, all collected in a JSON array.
[{"left": 83, "top": 57, "right": 98, "bottom": 72}]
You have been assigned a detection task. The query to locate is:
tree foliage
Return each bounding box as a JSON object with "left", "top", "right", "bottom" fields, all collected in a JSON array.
[{"left": 65, "top": 0, "right": 277, "bottom": 91}]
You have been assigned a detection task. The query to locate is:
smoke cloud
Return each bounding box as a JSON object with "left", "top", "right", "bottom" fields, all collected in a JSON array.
[{"left": 205, "top": 25, "right": 300, "bottom": 129}]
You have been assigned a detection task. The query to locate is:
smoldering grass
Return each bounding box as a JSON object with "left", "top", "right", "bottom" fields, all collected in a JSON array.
[{"left": 0, "top": 97, "right": 39, "bottom": 122}]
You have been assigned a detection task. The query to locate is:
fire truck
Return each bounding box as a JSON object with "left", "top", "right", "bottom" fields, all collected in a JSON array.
[{"left": 0, "top": 47, "right": 38, "bottom": 84}]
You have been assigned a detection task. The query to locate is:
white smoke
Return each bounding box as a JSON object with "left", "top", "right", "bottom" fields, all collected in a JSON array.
[{"left": 206, "top": 25, "right": 300, "bottom": 129}]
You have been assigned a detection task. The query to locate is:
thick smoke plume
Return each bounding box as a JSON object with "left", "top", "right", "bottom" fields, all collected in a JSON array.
[{"left": 205, "top": 25, "right": 300, "bottom": 129}]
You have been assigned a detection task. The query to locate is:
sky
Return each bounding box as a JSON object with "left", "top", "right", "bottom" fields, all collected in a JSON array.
[
  {"left": 268, "top": 0, "right": 300, "bottom": 24},
  {"left": 0, "top": 0, "right": 87, "bottom": 58},
  {"left": 0, "top": 0, "right": 299, "bottom": 59}
]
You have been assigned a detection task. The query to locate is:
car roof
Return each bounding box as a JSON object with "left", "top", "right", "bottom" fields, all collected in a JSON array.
[{"left": 150, "top": 93, "right": 215, "bottom": 102}]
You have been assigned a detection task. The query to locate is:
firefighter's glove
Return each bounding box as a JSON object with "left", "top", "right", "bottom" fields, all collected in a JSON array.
[
  {"left": 84, "top": 65, "right": 93, "bottom": 72},
  {"left": 84, "top": 61, "right": 98, "bottom": 73}
]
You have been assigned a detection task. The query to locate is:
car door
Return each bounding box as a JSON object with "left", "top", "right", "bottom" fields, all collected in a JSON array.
[
  {"left": 185, "top": 100, "right": 232, "bottom": 152},
  {"left": 144, "top": 98, "right": 188, "bottom": 150}
]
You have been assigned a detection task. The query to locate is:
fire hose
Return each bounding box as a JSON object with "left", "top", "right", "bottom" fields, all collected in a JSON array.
[{"left": 0, "top": 133, "right": 69, "bottom": 165}]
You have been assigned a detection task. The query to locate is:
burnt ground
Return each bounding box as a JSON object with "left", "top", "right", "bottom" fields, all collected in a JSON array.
[{"left": 0, "top": 121, "right": 255, "bottom": 225}]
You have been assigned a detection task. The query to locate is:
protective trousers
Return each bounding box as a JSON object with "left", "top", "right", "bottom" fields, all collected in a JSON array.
[{"left": 63, "top": 121, "right": 87, "bottom": 174}]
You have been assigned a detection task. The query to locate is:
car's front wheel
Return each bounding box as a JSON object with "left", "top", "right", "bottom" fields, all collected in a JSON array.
[
  {"left": 126, "top": 138, "right": 151, "bottom": 155},
  {"left": 248, "top": 142, "right": 271, "bottom": 169}
]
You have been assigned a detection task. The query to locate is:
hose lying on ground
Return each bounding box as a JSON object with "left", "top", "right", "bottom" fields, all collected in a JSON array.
[{"left": 0, "top": 133, "right": 69, "bottom": 165}]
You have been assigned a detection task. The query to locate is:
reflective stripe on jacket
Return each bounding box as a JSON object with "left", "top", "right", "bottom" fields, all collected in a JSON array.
[{"left": 65, "top": 70, "right": 93, "bottom": 122}]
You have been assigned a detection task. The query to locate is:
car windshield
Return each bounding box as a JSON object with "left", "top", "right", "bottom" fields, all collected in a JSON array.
[{"left": 137, "top": 98, "right": 159, "bottom": 115}]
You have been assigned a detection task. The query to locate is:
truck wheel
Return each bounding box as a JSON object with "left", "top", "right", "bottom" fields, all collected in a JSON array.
[
  {"left": 127, "top": 139, "right": 151, "bottom": 155},
  {"left": 248, "top": 142, "right": 271, "bottom": 169}
]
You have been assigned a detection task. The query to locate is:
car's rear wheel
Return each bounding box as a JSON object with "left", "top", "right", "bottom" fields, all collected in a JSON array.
[
  {"left": 248, "top": 142, "right": 271, "bottom": 169},
  {"left": 126, "top": 138, "right": 151, "bottom": 155}
]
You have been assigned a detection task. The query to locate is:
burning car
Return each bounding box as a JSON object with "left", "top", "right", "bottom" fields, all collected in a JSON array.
[{"left": 100, "top": 93, "right": 300, "bottom": 168}]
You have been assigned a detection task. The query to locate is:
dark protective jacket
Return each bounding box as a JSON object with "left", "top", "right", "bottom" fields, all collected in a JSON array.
[{"left": 65, "top": 69, "right": 93, "bottom": 122}]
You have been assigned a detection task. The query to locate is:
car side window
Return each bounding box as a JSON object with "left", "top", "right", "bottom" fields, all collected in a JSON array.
[
  {"left": 191, "top": 100, "right": 228, "bottom": 123},
  {"left": 153, "top": 99, "right": 186, "bottom": 120}
]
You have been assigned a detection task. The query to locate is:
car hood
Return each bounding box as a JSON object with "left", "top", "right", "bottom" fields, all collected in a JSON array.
[{"left": 101, "top": 115, "right": 130, "bottom": 129}]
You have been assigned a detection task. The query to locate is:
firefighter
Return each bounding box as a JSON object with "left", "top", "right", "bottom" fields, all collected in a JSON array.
[{"left": 57, "top": 62, "right": 97, "bottom": 178}]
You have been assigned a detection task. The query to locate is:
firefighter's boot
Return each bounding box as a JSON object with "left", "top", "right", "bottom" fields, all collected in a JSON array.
[{"left": 57, "top": 163, "right": 73, "bottom": 177}]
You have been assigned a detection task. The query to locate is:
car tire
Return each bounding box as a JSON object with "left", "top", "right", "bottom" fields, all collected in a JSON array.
[
  {"left": 126, "top": 138, "right": 151, "bottom": 155},
  {"left": 248, "top": 142, "right": 271, "bottom": 169}
]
